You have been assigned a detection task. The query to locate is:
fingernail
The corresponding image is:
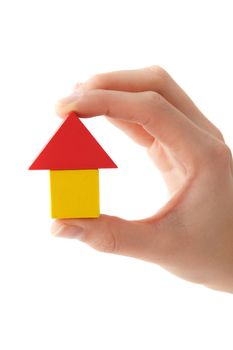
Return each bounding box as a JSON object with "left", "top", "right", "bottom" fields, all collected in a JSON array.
[
  {"left": 56, "top": 88, "right": 84, "bottom": 106},
  {"left": 51, "top": 221, "right": 85, "bottom": 240}
]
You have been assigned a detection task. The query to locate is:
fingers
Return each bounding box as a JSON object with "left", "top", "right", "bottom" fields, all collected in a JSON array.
[
  {"left": 57, "top": 87, "right": 154, "bottom": 148},
  {"left": 76, "top": 66, "right": 224, "bottom": 141},
  {"left": 51, "top": 214, "right": 172, "bottom": 262},
  {"left": 105, "top": 117, "right": 154, "bottom": 147},
  {"left": 56, "top": 89, "right": 208, "bottom": 167}
]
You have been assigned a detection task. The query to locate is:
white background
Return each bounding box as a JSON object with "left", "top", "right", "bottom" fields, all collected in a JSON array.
[{"left": 0, "top": 0, "right": 233, "bottom": 349}]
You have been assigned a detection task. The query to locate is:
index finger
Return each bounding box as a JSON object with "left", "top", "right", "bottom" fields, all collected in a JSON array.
[
  {"left": 79, "top": 66, "right": 223, "bottom": 141},
  {"left": 56, "top": 89, "right": 209, "bottom": 168}
]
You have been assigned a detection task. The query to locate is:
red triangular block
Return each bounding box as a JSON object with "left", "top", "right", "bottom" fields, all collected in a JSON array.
[{"left": 29, "top": 112, "right": 117, "bottom": 170}]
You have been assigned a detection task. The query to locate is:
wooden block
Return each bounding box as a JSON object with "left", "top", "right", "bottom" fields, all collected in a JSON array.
[
  {"left": 29, "top": 112, "right": 117, "bottom": 218},
  {"left": 50, "top": 169, "right": 100, "bottom": 218},
  {"left": 29, "top": 112, "right": 117, "bottom": 170}
]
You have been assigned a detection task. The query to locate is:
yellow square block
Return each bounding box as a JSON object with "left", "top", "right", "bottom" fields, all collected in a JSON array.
[{"left": 50, "top": 169, "right": 100, "bottom": 218}]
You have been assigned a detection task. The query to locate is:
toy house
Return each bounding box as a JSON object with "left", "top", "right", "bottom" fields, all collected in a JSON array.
[{"left": 29, "top": 111, "right": 117, "bottom": 218}]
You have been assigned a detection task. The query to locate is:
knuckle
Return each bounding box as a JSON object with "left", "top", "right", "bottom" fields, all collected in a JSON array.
[
  {"left": 89, "top": 231, "right": 117, "bottom": 254},
  {"left": 205, "top": 140, "right": 232, "bottom": 167},
  {"left": 143, "top": 90, "right": 165, "bottom": 108},
  {"left": 87, "top": 73, "right": 107, "bottom": 88},
  {"left": 217, "top": 143, "right": 233, "bottom": 165},
  {"left": 140, "top": 91, "right": 166, "bottom": 127},
  {"left": 213, "top": 127, "right": 225, "bottom": 142},
  {"left": 147, "top": 65, "right": 170, "bottom": 86},
  {"left": 147, "top": 65, "right": 168, "bottom": 77}
]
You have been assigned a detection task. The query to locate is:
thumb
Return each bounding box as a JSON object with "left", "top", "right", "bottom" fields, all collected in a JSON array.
[{"left": 51, "top": 214, "right": 170, "bottom": 262}]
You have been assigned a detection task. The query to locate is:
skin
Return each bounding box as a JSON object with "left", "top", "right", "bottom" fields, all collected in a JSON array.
[{"left": 52, "top": 66, "right": 233, "bottom": 293}]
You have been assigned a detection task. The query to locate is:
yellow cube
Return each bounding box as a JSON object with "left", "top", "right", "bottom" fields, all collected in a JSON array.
[{"left": 50, "top": 169, "right": 100, "bottom": 218}]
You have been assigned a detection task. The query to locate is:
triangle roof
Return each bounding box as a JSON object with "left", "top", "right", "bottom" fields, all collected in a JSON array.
[{"left": 29, "top": 112, "right": 117, "bottom": 170}]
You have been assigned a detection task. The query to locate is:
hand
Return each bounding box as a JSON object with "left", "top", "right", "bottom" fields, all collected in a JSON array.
[{"left": 53, "top": 66, "right": 233, "bottom": 293}]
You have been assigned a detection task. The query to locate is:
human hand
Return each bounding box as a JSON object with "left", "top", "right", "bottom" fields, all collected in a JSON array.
[{"left": 52, "top": 66, "right": 233, "bottom": 293}]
